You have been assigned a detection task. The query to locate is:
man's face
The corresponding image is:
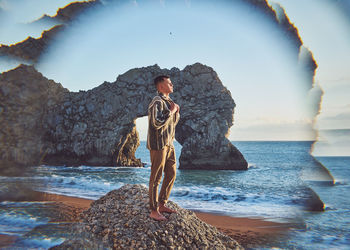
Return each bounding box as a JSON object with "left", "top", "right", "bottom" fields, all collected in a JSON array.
[{"left": 158, "top": 78, "right": 173, "bottom": 94}]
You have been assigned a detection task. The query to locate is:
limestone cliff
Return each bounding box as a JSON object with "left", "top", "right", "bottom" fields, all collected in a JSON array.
[
  {"left": 0, "top": 63, "right": 248, "bottom": 170},
  {"left": 0, "top": 64, "right": 69, "bottom": 173}
]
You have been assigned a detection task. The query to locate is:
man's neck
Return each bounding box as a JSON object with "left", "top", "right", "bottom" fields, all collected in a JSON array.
[{"left": 158, "top": 91, "right": 169, "bottom": 99}]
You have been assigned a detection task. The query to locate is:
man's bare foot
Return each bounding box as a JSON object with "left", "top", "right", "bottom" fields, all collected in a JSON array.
[
  {"left": 158, "top": 203, "right": 177, "bottom": 213},
  {"left": 150, "top": 210, "right": 167, "bottom": 221}
]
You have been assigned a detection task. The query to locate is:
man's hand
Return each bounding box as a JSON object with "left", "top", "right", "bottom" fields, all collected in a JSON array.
[
  {"left": 170, "top": 102, "right": 179, "bottom": 114},
  {"left": 175, "top": 103, "right": 180, "bottom": 113}
]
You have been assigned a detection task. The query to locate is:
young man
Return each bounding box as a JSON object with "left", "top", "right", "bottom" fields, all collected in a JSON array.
[{"left": 147, "top": 75, "right": 180, "bottom": 221}]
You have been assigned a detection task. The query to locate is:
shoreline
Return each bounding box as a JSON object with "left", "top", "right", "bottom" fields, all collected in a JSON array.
[
  {"left": 192, "top": 210, "right": 292, "bottom": 248},
  {"left": 2, "top": 191, "right": 292, "bottom": 248}
]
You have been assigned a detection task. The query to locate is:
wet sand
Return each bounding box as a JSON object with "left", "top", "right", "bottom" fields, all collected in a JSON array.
[
  {"left": 1, "top": 191, "right": 292, "bottom": 248},
  {"left": 0, "top": 234, "right": 18, "bottom": 248},
  {"left": 192, "top": 210, "right": 292, "bottom": 248},
  {"left": 31, "top": 190, "right": 93, "bottom": 209}
]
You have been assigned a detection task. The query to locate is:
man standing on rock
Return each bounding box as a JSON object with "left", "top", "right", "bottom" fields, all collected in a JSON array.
[{"left": 147, "top": 75, "right": 180, "bottom": 221}]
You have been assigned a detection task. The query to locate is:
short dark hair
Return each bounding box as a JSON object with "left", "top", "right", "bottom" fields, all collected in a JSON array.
[{"left": 154, "top": 75, "right": 170, "bottom": 88}]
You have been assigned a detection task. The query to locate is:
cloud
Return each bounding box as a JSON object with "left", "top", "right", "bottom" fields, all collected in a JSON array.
[
  {"left": 316, "top": 105, "right": 350, "bottom": 129},
  {"left": 230, "top": 119, "right": 316, "bottom": 141},
  {"left": 0, "top": 0, "right": 86, "bottom": 44},
  {"left": 312, "top": 128, "right": 350, "bottom": 156},
  {"left": 235, "top": 117, "right": 313, "bottom": 128}
]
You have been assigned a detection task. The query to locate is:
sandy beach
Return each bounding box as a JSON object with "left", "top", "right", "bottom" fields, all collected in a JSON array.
[
  {"left": 193, "top": 211, "right": 292, "bottom": 248},
  {"left": 0, "top": 191, "right": 292, "bottom": 249},
  {"left": 0, "top": 234, "right": 18, "bottom": 248}
]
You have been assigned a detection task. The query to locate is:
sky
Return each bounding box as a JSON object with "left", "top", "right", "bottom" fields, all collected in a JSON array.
[
  {"left": 268, "top": 0, "right": 350, "bottom": 155},
  {"left": 0, "top": 0, "right": 349, "bottom": 155},
  {"left": 268, "top": 0, "right": 350, "bottom": 127},
  {"left": 0, "top": 0, "right": 85, "bottom": 43}
]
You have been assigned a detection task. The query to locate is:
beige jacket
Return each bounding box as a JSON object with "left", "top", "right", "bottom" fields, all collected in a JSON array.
[{"left": 147, "top": 93, "right": 180, "bottom": 150}]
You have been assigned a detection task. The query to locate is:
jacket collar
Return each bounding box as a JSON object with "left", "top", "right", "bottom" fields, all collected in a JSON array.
[{"left": 157, "top": 91, "right": 172, "bottom": 102}]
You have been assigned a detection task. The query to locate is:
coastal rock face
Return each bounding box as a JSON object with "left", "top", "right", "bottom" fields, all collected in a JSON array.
[
  {"left": 0, "top": 63, "right": 248, "bottom": 170},
  {"left": 0, "top": 64, "right": 69, "bottom": 174},
  {"left": 50, "top": 184, "right": 243, "bottom": 250},
  {"left": 173, "top": 63, "right": 247, "bottom": 170}
]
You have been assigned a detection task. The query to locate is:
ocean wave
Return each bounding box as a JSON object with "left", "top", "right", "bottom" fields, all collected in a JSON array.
[
  {"left": 171, "top": 185, "right": 291, "bottom": 204},
  {"left": 333, "top": 180, "right": 348, "bottom": 186},
  {"left": 247, "top": 163, "right": 258, "bottom": 169},
  {"left": 0, "top": 211, "right": 49, "bottom": 235},
  {"left": 6, "top": 236, "right": 66, "bottom": 249}
]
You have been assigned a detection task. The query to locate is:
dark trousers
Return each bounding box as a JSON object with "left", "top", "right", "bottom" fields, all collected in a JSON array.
[{"left": 149, "top": 145, "right": 176, "bottom": 211}]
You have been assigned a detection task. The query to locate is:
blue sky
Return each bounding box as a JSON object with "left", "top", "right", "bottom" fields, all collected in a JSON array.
[
  {"left": 269, "top": 0, "right": 350, "bottom": 155},
  {"left": 0, "top": 0, "right": 77, "bottom": 42},
  {"left": 270, "top": 0, "right": 350, "bottom": 125},
  {"left": 0, "top": 0, "right": 349, "bottom": 154}
]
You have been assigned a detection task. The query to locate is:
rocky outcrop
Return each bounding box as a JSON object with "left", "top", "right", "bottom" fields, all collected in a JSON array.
[
  {"left": 50, "top": 184, "right": 243, "bottom": 250},
  {"left": 0, "top": 64, "right": 142, "bottom": 168},
  {"left": 173, "top": 63, "right": 247, "bottom": 170},
  {"left": 0, "top": 64, "right": 69, "bottom": 174},
  {"left": 0, "top": 62, "right": 248, "bottom": 170}
]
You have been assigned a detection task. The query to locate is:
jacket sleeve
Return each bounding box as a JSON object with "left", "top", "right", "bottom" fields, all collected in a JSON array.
[
  {"left": 149, "top": 100, "right": 172, "bottom": 129},
  {"left": 174, "top": 108, "right": 180, "bottom": 126}
]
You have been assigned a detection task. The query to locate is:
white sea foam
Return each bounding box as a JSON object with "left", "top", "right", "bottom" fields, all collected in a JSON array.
[{"left": 0, "top": 211, "right": 49, "bottom": 235}]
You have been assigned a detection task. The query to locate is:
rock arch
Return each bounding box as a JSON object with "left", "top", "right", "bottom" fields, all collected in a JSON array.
[{"left": 0, "top": 63, "right": 248, "bottom": 171}]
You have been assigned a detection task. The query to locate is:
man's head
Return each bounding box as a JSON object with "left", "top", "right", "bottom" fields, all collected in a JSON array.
[{"left": 154, "top": 75, "right": 173, "bottom": 95}]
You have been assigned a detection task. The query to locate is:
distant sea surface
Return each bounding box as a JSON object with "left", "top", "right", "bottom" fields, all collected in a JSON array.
[{"left": 0, "top": 141, "right": 349, "bottom": 249}]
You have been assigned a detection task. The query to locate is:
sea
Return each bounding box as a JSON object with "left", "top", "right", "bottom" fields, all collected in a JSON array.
[{"left": 0, "top": 141, "right": 349, "bottom": 249}]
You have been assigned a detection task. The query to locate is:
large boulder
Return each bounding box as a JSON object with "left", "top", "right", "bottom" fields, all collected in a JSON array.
[
  {"left": 0, "top": 63, "right": 248, "bottom": 170},
  {"left": 50, "top": 184, "right": 243, "bottom": 250}
]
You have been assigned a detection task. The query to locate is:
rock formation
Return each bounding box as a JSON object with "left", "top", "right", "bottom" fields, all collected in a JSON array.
[
  {"left": 50, "top": 184, "right": 243, "bottom": 250},
  {"left": 0, "top": 62, "right": 248, "bottom": 170},
  {"left": 0, "top": 64, "right": 69, "bottom": 174}
]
